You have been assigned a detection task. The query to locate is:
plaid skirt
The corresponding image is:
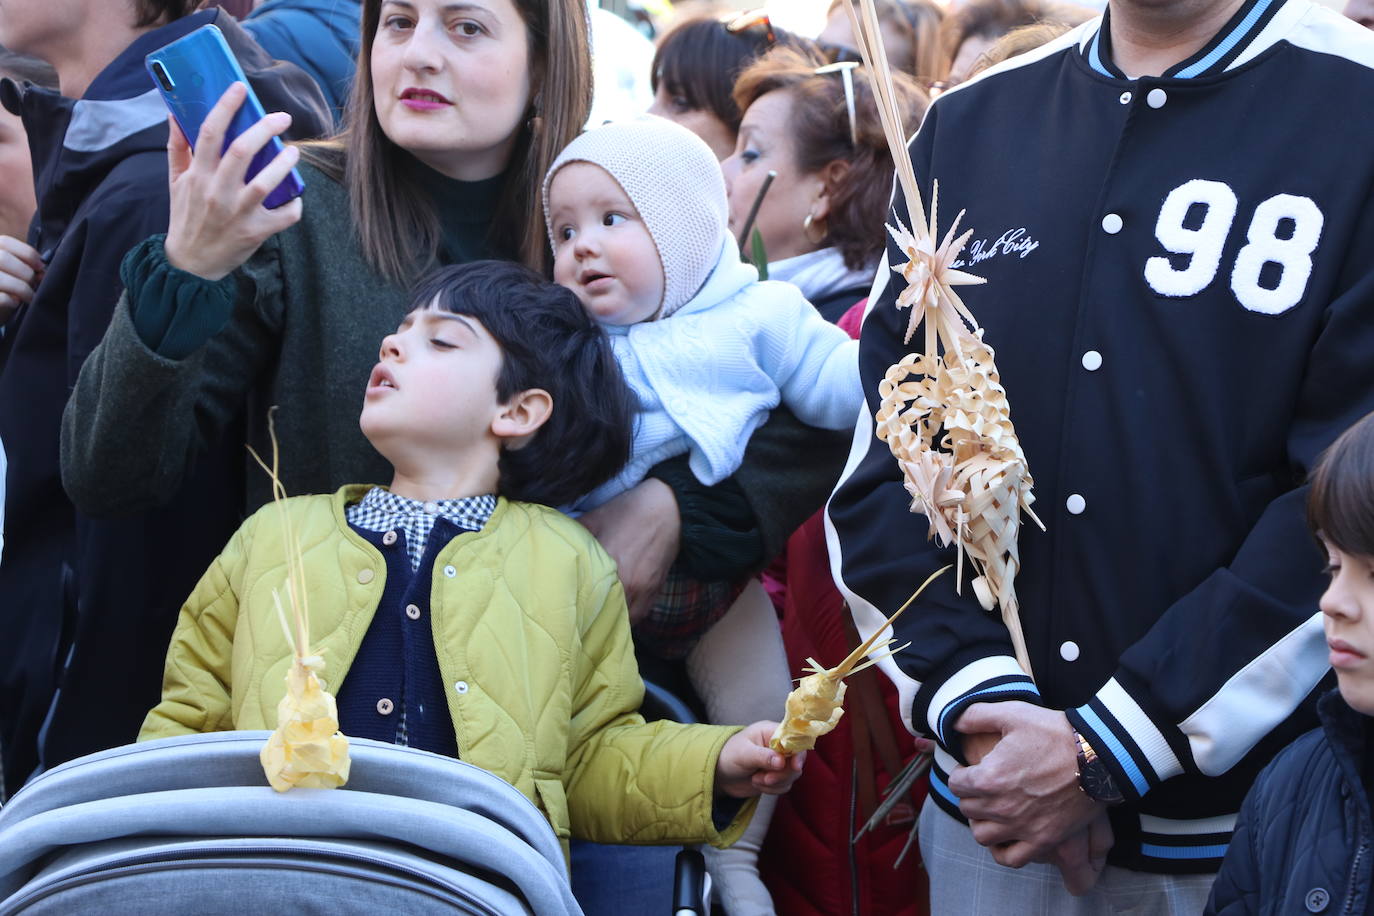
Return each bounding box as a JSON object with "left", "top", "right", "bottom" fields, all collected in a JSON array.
[{"left": 631, "top": 567, "right": 749, "bottom": 660}]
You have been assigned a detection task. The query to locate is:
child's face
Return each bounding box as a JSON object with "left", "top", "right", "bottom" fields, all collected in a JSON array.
[
  {"left": 360, "top": 304, "right": 506, "bottom": 456},
  {"left": 548, "top": 162, "right": 665, "bottom": 326},
  {"left": 1320, "top": 539, "right": 1374, "bottom": 715}
]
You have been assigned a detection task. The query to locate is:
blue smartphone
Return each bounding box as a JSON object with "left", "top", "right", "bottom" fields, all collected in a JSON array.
[{"left": 146, "top": 24, "right": 304, "bottom": 209}]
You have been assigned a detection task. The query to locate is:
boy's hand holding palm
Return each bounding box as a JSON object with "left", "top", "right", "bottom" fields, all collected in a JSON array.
[{"left": 715, "top": 721, "right": 805, "bottom": 798}]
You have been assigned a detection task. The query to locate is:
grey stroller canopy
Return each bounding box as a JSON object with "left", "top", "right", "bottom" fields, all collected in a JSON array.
[{"left": 0, "top": 731, "right": 583, "bottom": 915}]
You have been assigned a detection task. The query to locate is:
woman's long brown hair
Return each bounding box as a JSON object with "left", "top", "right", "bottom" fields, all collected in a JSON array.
[{"left": 304, "top": 0, "right": 591, "bottom": 280}]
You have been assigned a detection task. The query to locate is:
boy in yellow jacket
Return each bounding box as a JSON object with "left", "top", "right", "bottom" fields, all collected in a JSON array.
[{"left": 140, "top": 260, "right": 802, "bottom": 851}]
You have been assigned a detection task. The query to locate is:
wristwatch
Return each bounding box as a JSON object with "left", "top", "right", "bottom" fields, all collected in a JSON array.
[{"left": 1073, "top": 730, "right": 1125, "bottom": 805}]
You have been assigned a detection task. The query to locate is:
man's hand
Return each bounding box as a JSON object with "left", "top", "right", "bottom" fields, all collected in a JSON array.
[
  {"left": 947, "top": 701, "right": 1105, "bottom": 868},
  {"left": 0, "top": 235, "right": 43, "bottom": 322},
  {"left": 578, "top": 478, "right": 680, "bottom": 623},
  {"left": 1050, "top": 810, "right": 1114, "bottom": 895},
  {"left": 715, "top": 721, "right": 805, "bottom": 798}
]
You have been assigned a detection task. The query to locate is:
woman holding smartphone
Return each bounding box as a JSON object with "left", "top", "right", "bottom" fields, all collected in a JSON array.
[{"left": 62, "top": 0, "right": 851, "bottom": 674}]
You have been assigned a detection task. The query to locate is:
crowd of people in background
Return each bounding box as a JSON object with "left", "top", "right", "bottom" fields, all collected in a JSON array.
[{"left": 2, "top": 0, "right": 1374, "bottom": 913}]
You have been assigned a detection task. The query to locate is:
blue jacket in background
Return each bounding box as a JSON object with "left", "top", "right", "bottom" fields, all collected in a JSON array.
[
  {"left": 243, "top": 0, "right": 360, "bottom": 125},
  {"left": 1207, "top": 690, "right": 1373, "bottom": 914}
]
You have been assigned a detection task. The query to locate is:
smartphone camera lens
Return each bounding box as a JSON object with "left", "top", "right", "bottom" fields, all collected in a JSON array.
[{"left": 151, "top": 60, "right": 175, "bottom": 92}]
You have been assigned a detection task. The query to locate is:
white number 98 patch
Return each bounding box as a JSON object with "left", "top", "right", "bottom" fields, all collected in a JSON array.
[{"left": 1143, "top": 180, "right": 1324, "bottom": 315}]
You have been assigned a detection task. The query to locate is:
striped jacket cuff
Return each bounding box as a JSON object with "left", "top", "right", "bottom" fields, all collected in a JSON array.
[
  {"left": 1067, "top": 678, "right": 1186, "bottom": 803},
  {"left": 925, "top": 655, "right": 1040, "bottom": 762}
]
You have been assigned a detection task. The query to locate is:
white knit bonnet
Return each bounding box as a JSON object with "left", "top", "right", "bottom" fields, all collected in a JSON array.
[{"left": 543, "top": 116, "right": 729, "bottom": 318}]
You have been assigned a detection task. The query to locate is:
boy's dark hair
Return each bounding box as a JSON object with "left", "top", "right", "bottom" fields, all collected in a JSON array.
[
  {"left": 411, "top": 261, "right": 635, "bottom": 508},
  {"left": 1309, "top": 411, "right": 1374, "bottom": 557},
  {"left": 133, "top": 0, "right": 201, "bottom": 28},
  {"left": 651, "top": 16, "right": 816, "bottom": 138}
]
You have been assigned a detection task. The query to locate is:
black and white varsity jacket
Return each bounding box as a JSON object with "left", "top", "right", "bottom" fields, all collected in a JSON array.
[{"left": 826, "top": 0, "right": 1374, "bottom": 874}]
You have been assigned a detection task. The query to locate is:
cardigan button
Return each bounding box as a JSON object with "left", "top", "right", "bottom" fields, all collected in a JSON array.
[
  {"left": 382, "top": 530, "right": 397, "bottom": 546},
  {"left": 357, "top": 568, "right": 375, "bottom": 585},
  {"left": 454, "top": 681, "right": 469, "bottom": 695},
  {"left": 376, "top": 698, "right": 394, "bottom": 715},
  {"left": 405, "top": 603, "right": 422, "bottom": 620},
  {"left": 1305, "top": 888, "right": 1330, "bottom": 912}
]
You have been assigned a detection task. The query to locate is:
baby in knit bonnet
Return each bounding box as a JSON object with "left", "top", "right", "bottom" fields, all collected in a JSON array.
[{"left": 543, "top": 116, "right": 862, "bottom": 511}]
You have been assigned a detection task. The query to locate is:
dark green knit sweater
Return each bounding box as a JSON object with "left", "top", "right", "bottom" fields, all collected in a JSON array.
[{"left": 61, "top": 162, "right": 849, "bottom": 576}]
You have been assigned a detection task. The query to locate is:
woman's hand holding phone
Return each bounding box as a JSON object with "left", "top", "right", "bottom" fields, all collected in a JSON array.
[{"left": 163, "top": 83, "right": 304, "bottom": 281}]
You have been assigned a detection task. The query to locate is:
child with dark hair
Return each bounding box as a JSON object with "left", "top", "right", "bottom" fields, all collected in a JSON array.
[
  {"left": 139, "top": 260, "right": 803, "bottom": 854},
  {"left": 1207, "top": 410, "right": 1374, "bottom": 914}
]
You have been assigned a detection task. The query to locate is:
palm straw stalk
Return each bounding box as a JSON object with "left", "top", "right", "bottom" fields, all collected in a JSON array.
[
  {"left": 842, "top": 0, "right": 1043, "bottom": 677},
  {"left": 248, "top": 410, "right": 351, "bottom": 791},
  {"left": 771, "top": 567, "right": 949, "bottom": 755}
]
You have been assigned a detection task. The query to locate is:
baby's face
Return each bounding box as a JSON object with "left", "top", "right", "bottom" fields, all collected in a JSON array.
[
  {"left": 1320, "top": 539, "right": 1374, "bottom": 715},
  {"left": 548, "top": 162, "right": 665, "bottom": 326}
]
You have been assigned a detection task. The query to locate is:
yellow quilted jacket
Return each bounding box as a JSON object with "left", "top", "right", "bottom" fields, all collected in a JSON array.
[{"left": 140, "top": 485, "right": 754, "bottom": 852}]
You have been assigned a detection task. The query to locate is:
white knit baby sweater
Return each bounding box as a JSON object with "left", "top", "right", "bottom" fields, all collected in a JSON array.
[{"left": 575, "top": 234, "right": 862, "bottom": 511}]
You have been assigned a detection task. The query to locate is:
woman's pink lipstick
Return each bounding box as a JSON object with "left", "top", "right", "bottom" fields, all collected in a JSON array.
[{"left": 400, "top": 88, "right": 451, "bottom": 111}]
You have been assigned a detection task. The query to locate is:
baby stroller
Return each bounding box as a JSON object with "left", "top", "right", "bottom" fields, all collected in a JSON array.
[{"left": 0, "top": 731, "right": 582, "bottom": 915}]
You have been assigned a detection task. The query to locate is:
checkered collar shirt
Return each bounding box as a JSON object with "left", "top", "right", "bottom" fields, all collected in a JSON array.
[{"left": 345, "top": 487, "right": 496, "bottom": 570}]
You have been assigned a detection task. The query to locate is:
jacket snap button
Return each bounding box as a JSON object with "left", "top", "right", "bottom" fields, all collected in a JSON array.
[
  {"left": 454, "top": 681, "right": 469, "bottom": 695},
  {"left": 1118, "top": 91, "right": 1131, "bottom": 104},
  {"left": 405, "top": 603, "right": 422, "bottom": 620},
  {"left": 1101, "top": 213, "right": 1124, "bottom": 234},
  {"left": 1147, "top": 87, "right": 1167, "bottom": 109},
  {"left": 1066, "top": 493, "right": 1087, "bottom": 515},
  {"left": 382, "top": 530, "right": 397, "bottom": 546},
  {"left": 376, "top": 697, "right": 394, "bottom": 715},
  {"left": 357, "top": 568, "right": 374, "bottom": 584},
  {"left": 1305, "top": 888, "right": 1330, "bottom": 912},
  {"left": 444, "top": 565, "right": 457, "bottom": 578}
]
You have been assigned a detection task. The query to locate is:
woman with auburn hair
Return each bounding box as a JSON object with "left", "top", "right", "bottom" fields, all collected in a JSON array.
[
  {"left": 817, "top": 0, "right": 948, "bottom": 91},
  {"left": 62, "top": 0, "right": 591, "bottom": 514},
  {"left": 724, "top": 46, "right": 928, "bottom": 320}
]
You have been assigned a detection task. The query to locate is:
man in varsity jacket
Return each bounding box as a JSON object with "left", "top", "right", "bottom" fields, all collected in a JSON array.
[{"left": 826, "top": 0, "right": 1374, "bottom": 909}]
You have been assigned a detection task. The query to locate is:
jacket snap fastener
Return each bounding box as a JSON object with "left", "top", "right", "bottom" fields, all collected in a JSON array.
[
  {"left": 454, "top": 681, "right": 469, "bottom": 695},
  {"left": 1147, "top": 88, "right": 1167, "bottom": 108},
  {"left": 1305, "top": 888, "right": 1330, "bottom": 912},
  {"left": 1066, "top": 493, "right": 1087, "bottom": 515},
  {"left": 1101, "top": 213, "right": 1123, "bottom": 234},
  {"left": 357, "top": 568, "right": 374, "bottom": 584},
  {"left": 444, "top": 565, "right": 457, "bottom": 578},
  {"left": 382, "top": 530, "right": 397, "bottom": 546},
  {"left": 1118, "top": 91, "right": 1131, "bottom": 104},
  {"left": 376, "top": 698, "right": 394, "bottom": 715}
]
